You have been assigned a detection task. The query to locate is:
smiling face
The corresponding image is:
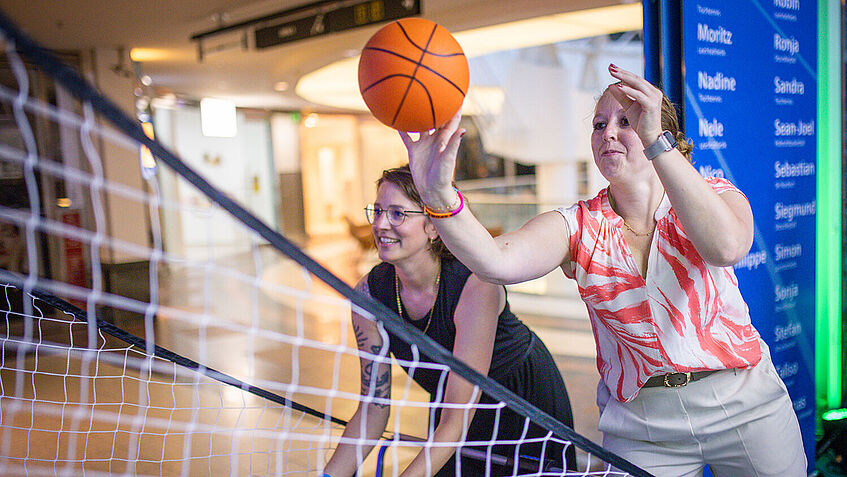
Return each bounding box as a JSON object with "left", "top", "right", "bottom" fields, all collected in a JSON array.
[
  {"left": 371, "top": 181, "right": 435, "bottom": 264},
  {"left": 590, "top": 91, "right": 651, "bottom": 182}
]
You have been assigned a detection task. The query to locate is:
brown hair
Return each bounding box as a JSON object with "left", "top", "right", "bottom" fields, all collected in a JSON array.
[
  {"left": 658, "top": 93, "right": 694, "bottom": 161},
  {"left": 377, "top": 164, "right": 454, "bottom": 260},
  {"left": 602, "top": 83, "right": 694, "bottom": 161}
]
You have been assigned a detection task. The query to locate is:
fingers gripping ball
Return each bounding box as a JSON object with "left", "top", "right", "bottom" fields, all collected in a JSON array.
[{"left": 358, "top": 18, "right": 469, "bottom": 132}]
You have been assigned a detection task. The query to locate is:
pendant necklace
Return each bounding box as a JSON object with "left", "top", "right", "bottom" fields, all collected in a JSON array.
[{"left": 395, "top": 265, "right": 441, "bottom": 334}]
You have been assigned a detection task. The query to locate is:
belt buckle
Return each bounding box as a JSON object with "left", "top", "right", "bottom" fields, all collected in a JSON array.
[{"left": 663, "top": 372, "right": 691, "bottom": 387}]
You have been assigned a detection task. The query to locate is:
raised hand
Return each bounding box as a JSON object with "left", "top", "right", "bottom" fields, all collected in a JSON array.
[
  {"left": 398, "top": 111, "right": 465, "bottom": 208},
  {"left": 606, "top": 64, "right": 664, "bottom": 146}
]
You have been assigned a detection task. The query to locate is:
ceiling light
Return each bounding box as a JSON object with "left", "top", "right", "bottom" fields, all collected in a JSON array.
[
  {"left": 456, "top": 3, "right": 642, "bottom": 56},
  {"left": 274, "top": 81, "right": 290, "bottom": 92},
  {"left": 130, "top": 48, "right": 172, "bottom": 62},
  {"left": 304, "top": 113, "right": 319, "bottom": 128},
  {"left": 296, "top": 3, "right": 642, "bottom": 111},
  {"left": 200, "top": 98, "right": 238, "bottom": 137}
]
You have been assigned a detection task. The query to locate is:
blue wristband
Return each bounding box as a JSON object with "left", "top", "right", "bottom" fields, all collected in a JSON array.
[{"left": 321, "top": 474, "right": 332, "bottom": 477}]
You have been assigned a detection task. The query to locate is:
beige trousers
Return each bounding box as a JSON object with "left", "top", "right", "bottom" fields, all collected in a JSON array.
[{"left": 596, "top": 342, "right": 807, "bottom": 477}]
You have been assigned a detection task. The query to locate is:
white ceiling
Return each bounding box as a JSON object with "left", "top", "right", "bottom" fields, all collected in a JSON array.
[{"left": 0, "top": 0, "right": 629, "bottom": 110}]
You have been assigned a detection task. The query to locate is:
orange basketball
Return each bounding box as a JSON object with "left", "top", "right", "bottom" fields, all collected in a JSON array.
[{"left": 358, "top": 18, "right": 469, "bottom": 132}]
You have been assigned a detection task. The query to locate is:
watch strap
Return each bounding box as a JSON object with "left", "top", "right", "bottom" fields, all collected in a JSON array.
[{"left": 644, "top": 130, "right": 677, "bottom": 160}]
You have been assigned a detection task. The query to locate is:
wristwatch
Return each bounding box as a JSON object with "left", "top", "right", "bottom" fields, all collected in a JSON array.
[{"left": 643, "top": 130, "right": 678, "bottom": 160}]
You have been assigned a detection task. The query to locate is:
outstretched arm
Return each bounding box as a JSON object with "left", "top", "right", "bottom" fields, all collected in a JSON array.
[
  {"left": 401, "top": 116, "right": 571, "bottom": 284},
  {"left": 324, "top": 278, "right": 392, "bottom": 476},
  {"left": 399, "top": 274, "right": 504, "bottom": 476},
  {"left": 608, "top": 65, "right": 754, "bottom": 266}
]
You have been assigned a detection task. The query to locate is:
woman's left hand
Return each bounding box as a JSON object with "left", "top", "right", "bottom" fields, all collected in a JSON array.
[{"left": 606, "top": 64, "right": 664, "bottom": 146}]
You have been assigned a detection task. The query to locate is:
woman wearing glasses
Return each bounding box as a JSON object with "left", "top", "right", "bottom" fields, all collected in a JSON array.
[{"left": 323, "top": 164, "right": 575, "bottom": 476}]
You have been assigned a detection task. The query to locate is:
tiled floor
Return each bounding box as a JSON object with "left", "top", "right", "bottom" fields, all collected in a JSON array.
[{"left": 0, "top": 235, "right": 603, "bottom": 475}]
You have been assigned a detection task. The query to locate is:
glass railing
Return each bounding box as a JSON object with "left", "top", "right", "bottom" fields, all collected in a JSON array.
[{"left": 457, "top": 176, "right": 584, "bottom": 304}]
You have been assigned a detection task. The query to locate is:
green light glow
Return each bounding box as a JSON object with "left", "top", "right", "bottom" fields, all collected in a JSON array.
[
  {"left": 815, "top": 0, "right": 843, "bottom": 411},
  {"left": 822, "top": 408, "right": 847, "bottom": 422}
]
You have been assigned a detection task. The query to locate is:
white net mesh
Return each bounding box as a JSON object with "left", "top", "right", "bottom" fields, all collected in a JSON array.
[
  {"left": 1, "top": 284, "right": 338, "bottom": 476},
  {"left": 0, "top": 10, "right": 646, "bottom": 477}
]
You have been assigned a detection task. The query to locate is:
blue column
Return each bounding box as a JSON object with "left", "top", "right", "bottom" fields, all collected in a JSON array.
[
  {"left": 642, "top": 0, "right": 662, "bottom": 87},
  {"left": 660, "top": 0, "right": 683, "bottom": 129}
]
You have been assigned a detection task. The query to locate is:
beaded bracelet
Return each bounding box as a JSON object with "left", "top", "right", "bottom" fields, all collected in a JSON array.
[
  {"left": 423, "top": 189, "right": 464, "bottom": 219},
  {"left": 423, "top": 187, "right": 461, "bottom": 213}
]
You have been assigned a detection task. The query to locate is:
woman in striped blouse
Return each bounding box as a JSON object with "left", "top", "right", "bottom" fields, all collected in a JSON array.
[{"left": 400, "top": 64, "right": 806, "bottom": 476}]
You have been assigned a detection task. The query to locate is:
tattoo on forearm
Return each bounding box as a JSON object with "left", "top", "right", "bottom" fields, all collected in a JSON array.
[
  {"left": 353, "top": 318, "right": 390, "bottom": 408},
  {"left": 354, "top": 321, "right": 367, "bottom": 348},
  {"left": 360, "top": 366, "right": 391, "bottom": 409}
]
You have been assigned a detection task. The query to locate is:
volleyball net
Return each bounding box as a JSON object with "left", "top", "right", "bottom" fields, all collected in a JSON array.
[{"left": 0, "top": 9, "right": 649, "bottom": 477}]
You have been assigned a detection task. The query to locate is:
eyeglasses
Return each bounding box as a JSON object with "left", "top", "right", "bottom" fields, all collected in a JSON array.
[{"left": 364, "top": 205, "right": 425, "bottom": 226}]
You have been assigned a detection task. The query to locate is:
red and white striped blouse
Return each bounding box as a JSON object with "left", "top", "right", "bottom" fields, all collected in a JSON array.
[{"left": 556, "top": 177, "right": 762, "bottom": 403}]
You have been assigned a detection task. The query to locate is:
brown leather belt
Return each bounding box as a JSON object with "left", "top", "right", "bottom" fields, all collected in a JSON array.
[{"left": 643, "top": 370, "right": 722, "bottom": 388}]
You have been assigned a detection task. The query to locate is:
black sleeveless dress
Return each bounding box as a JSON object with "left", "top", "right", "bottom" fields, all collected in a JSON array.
[{"left": 368, "top": 259, "right": 576, "bottom": 475}]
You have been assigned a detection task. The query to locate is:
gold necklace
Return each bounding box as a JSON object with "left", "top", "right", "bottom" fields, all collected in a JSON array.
[
  {"left": 621, "top": 220, "right": 653, "bottom": 237},
  {"left": 395, "top": 266, "right": 441, "bottom": 334},
  {"left": 607, "top": 190, "right": 655, "bottom": 237}
]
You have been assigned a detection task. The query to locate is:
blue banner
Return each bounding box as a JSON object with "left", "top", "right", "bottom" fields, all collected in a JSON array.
[{"left": 682, "top": 0, "right": 816, "bottom": 469}]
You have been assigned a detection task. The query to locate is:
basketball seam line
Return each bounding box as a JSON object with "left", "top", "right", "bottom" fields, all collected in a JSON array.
[
  {"left": 365, "top": 45, "right": 465, "bottom": 59},
  {"left": 360, "top": 47, "right": 467, "bottom": 96},
  {"left": 391, "top": 22, "right": 439, "bottom": 128},
  {"left": 394, "top": 22, "right": 452, "bottom": 56}
]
